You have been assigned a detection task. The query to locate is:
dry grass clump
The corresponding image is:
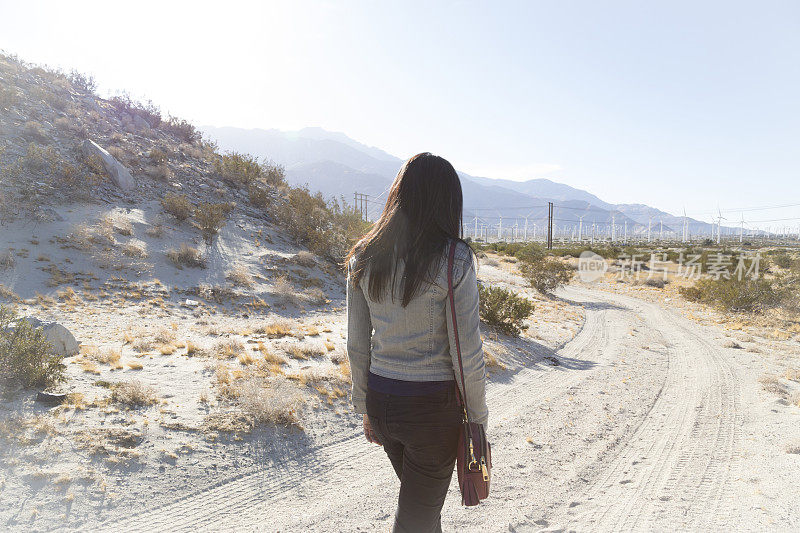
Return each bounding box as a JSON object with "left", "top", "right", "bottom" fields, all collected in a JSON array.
[
  {"left": 291, "top": 251, "right": 317, "bottom": 268},
  {"left": 111, "top": 380, "right": 158, "bottom": 407},
  {"left": 215, "top": 338, "right": 246, "bottom": 358},
  {"left": 132, "top": 338, "right": 153, "bottom": 353},
  {"left": 286, "top": 343, "right": 325, "bottom": 360},
  {"left": 90, "top": 348, "right": 122, "bottom": 369},
  {"left": 145, "top": 224, "right": 165, "bottom": 238},
  {"left": 255, "top": 320, "right": 294, "bottom": 338},
  {"left": 758, "top": 374, "right": 788, "bottom": 399},
  {"left": 186, "top": 341, "right": 211, "bottom": 357},
  {"left": 167, "top": 243, "right": 205, "bottom": 269},
  {"left": 0, "top": 284, "right": 21, "bottom": 302},
  {"left": 237, "top": 377, "right": 303, "bottom": 427},
  {"left": 0, "top": 250, "right": 14, "bottom": 270},
  {"left": 271, "top": 274, "right": 298, "bottom": 304},
  {"left": 304, "top": 287, "right": 327, "bottom": 305},
  {"left": 226, "top": 265, "right": 254, "bottom": 288},
  {"left": 161, "top": 193, "right": 193, "bottom": 221},
  {"left": 121, "top": 240, "right": 148, "bottom": 258},
  {"left": 257, "top": 342, "right": 288, "bottom": 365},
  {"left": 154, "top": 328, "right": 177, "bottom": 345},
  {"left": 483, "top": 345, "right": 507, "bottom": 370}
]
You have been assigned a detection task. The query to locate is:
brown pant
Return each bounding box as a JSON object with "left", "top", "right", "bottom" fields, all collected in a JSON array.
[{"left": 366, "top": 383, "right": 463, "bottom": 533}]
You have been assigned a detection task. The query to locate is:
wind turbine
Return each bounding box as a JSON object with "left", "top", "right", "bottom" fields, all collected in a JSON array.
[
  {"left": 716, "top": 207, "right": 727, "bottom": 245},
  {"left": 739, "top": 213, "right": 745, "bottom": 243},
  {"left": 577, "top": 214, "right": 587, "bottom": 242},
  {"left": 682, "top": 207, "right": 688, "bottom": 242}
]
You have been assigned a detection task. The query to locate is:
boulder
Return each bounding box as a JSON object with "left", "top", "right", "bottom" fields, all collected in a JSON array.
[
  {"left": 82, "top": 139, "right": 135, "bottom": 191},
  {"left": 21, "top": 317, "right": 80, "bottom": 357}
]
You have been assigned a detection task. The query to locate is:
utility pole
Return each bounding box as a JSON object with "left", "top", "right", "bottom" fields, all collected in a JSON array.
[
  {"left": 546, "top": 202, "right": 553, "bottom": 250},
  {"left": 353, "top": 192, "right": 369, "bottom": 221}
]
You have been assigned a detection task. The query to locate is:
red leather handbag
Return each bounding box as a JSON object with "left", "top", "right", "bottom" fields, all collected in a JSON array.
[{"left": 447, "top": 241, "right": 492, "bottom": 506}]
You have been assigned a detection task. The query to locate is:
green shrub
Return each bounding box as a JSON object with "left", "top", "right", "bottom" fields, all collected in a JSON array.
[
  {"left": 195, "top": 202, "right": 233, "bottom": 243},
  {"left": 68, "top": 70, "right": 96, "bottom": 94},
  {"left": 519, "top": 257, "right": 574, "bottom": 294},
  {"left": 679, "top": 277, "right": 783, "bottom": 312},
  {"left": 214, "top": 152, "right": 263, "bottom": 188},
  {"left": 478, "top": 284, "right": 534, "bottom": 336},
  {"left": 161, "top": 193, "right": 193, "bottom": 221},
  {"left": 0, "top": 306, "right": 66, "bottom": 388}
]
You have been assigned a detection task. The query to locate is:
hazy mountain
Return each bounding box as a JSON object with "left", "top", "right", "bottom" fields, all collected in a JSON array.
[{"left": 201, "top": 126, "right": 727, "bottom": 237}]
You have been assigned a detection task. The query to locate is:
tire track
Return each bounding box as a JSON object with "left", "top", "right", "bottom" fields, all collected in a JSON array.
[{"left": 549, "top": 287, "right": 742, "bottom": 532}]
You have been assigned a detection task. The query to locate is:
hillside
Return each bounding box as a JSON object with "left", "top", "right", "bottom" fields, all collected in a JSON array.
[{"left": 0, "top": 53, "right": 370, "bottom": 530}]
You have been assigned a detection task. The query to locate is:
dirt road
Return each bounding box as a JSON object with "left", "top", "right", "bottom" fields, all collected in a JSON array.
[{"left": 105, "top": 284, "right": 791, "bottom": 532}]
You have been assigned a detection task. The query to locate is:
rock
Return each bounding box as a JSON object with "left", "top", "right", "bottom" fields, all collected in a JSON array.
[
  {"left": 36, "top": 391, "right": 67, "bottom": 405},
  {"left": 21, "top": 317, "right": 80, "bottom": 357},
  {"left": 81, "top": 139, "right": 135, "bottom": 191},
  {"left": 132, "top": 114, "right": 151, "bottom": 131}
]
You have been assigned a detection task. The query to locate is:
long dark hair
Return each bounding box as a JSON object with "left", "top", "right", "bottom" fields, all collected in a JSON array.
[{"left": 346, "top": 152, "right": 466, "bottom": 307}]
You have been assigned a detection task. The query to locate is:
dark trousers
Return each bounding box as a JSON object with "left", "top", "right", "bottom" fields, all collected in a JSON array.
[{"left": 366, "top": 383, "right": 463, "bottom": 533}]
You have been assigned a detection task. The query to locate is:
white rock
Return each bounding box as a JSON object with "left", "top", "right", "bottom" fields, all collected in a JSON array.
[
  {"left": 81, "top": 139, "right": 135, "bottom": 191},
  {"left": 21, "top": 317, "right": 80, "bottom": 357}
]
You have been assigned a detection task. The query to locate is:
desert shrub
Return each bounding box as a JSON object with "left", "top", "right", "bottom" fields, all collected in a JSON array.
[
  {"left": 519, "top": 257, "right": 574, "bottom": 294},
  {"left": 110, "top": 93, "right": 161, "bottom": 127},
  {"left": 292, "top": 251, "right": 317, "bottom": 268},
  {"left": 166, "top": 243, "right": 205, "bottom": 269},
  {"left": 146, "top": 164, "right": 172, "bottom": 182},
  {"left": 161, "top": 116, "right": 201, "bottom": 144},
  {"left": 194, "top": 202, "right": 233, "bottom": 243},
  {"left": 478, "top": 284, "right": 534, "bottom": 336},
  {"left": 248, "top": 185, "right": 272, "bottom": 208},
  {"left": 23, "top": 121, "right": 49, "bottom": 143},
  {"left": 226, "top": 266, "right": 253, "bottom": 288},
  {"left": 0, "top": 250, "right": 14, "bottom": 269},
  {"left": 679, "top": 276, "right": 783, "bottom": 312},
  {"left": 0, "top": 306, "right": 66, "bottom": 388},
  {"left": 67, "top": 70, "right": 96, "bottom": 94},
  {"left": 274, "top": 187, "right": 369, "bottom": 262},
  {"left": 644, "top": 278, "right": 668, "bottom": 288},
  {"left": 772, "top": 253, "right": 794, "bottom": 270},
  {"left": 0, "top": 85, "right": 19, "bottom": 109},
  {"left": 261, "top": 161, "right": 286, "bottom": 187},
  {"left": 111, "top": 380, "right": 158, "bottom": 407},
  {"left": 161, "top": 193, "right": 193, "bottom": 221},
  {"left": 214, "top": 152, "right": 263, "bottom": 188},
  {"left": 149, "top": 148, "right": 168, "bottom": 164}
]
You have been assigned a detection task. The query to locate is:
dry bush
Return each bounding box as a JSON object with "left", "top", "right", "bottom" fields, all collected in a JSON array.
[
  {"left": 304, "top": 287, "right": 327, "bottom": 305},
  {"left": 226, "top": 265, "right": 253, "bottom": 288},
  {"left": 121, "top": 240, "right": 148, "bottom": 258},
  {"left": 167, "top": 243, "right": 205, "bottom": 269},
  {"left": 146, "top": 164, "right": 172, "bottom": 182},
  {"left": 154, "top": 328, "right": 177, "bottom": 345},
  {"left": 110, "top": 93, "right": 162, "bottom": 127},
  {"left": 758, "top": 374, "right": 788, "bottom": 399},
  {"left": 237, "top": 377, "right": 303, "bottom": 427},
  {"left": 215, "top": 338, "right": 245, "bottom": 359},
  {"left": 161, "top": 193, "right": 193, "bottom": 221},
  {"left": 111, "top": 380, "right": 158, "bottom": 407},
  {"left": 23, "top": 121, "right": 49, "bottom": 142},
  {"left": 145, "top": 224, "right": 165, "bottom": 238},
  {"left": 149, "top": 148, "right": 168, "bottom": 164},
  {"left": 257, "top": 342, "right": 287, "bottom": 364},
  {"left": 160, "top": 116, "right": 201, "bottom": 144},
  {"left": 194, "top": 202, "right": 232, "bottom": 243},
  {"left": 292, "top": 251, "right": 317, "bottom": 268},
  {"left": 186, "top": 341, "right": 211, "bottom": 357},
  {"left": 132, "top": 338, "right": 153, "bottom": 353},
  {"left": 286, "top": 343, "right": 325, "bottom": 360},
  {"left": 273, "top": 187, "right": 368, "bottom": 263},
  {"left": 271, "top": 274, "right": 297, "bottom": 304},
  {"left": 0, "top": 85, "right": 19, "bottom": 109},
  {"left": 0, "top": 250, "right": 14, "bottom": 270},
  {"left": 644, "top": 278, "right": 668, "bottom": 288}
]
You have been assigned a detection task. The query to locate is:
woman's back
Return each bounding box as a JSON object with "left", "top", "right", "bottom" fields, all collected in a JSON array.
[{"left": 347, "top": 239, "right": 488, "bottom": 425}]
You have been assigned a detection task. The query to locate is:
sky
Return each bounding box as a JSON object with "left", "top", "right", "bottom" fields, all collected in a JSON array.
[{"left": 1, "top": 0, "right": 798, "bottom": 228}]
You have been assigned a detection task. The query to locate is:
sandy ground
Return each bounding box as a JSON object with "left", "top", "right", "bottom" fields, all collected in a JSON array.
[
  {"left": 100, "top": 259, "right": 799, "bottom": 532},
  {"left": 2, "top": 233, "right": 799, "bottom": 531}
]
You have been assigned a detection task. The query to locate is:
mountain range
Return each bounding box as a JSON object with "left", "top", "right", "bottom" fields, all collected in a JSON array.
[{"left": 201, "top": 126, "right": 722, "bottom": 239}]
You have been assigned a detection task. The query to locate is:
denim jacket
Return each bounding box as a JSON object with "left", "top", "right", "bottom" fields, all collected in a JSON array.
[{"left": 346, "top": 240, "right": 489, "bottom": 426}]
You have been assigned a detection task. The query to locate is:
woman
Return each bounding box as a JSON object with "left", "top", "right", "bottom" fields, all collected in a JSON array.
[{"left": 346, "top": 152, "right": 488, "bottom": 532}]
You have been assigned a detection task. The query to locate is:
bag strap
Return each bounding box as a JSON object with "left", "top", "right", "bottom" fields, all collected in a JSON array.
[{"left": 447, "top": 240, "right": 471, "bottom": 423}]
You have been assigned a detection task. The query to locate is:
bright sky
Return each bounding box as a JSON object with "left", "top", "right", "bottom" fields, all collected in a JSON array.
[{"left": 1, "top": 0, "right": 799, "bottom": 228}]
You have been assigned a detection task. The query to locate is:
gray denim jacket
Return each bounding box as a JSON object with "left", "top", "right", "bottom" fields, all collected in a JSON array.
[{"left": 346, "top": 240, "right": 489, "bottom": 426}]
